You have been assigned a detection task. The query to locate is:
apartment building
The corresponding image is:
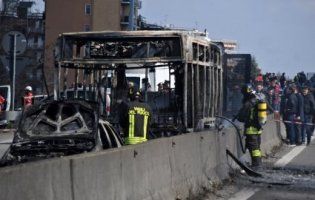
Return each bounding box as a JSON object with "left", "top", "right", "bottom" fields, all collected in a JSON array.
[
  {"left": 44, "top": 0, "right": 142, "bottom": 88},
  {"left": 0, "top": 1, "right": 45, "bottom": 107}
]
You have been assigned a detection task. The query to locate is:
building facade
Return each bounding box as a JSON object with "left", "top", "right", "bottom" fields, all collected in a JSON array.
[
  {"left": 0, "top": 1, "right": 45, "bottom": 108},
  {"left": 44, "top": 0, "right": 141, "bottom": 89}
]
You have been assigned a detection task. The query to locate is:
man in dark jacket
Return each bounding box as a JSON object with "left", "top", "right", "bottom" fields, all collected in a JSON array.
[
  {"left": 295, "top": 85, "right": 304, "bottom": 144},
  {"left": 284, "top": 84, "right": 302, "bottom": 145},
  {"left": 301, "top": 86, "right": 315, "bottom": 145}
]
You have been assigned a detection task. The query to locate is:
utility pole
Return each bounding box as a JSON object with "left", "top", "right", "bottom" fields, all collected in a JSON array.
[{"left": 9, "top": 33, "right": 17, "bottom": 111}]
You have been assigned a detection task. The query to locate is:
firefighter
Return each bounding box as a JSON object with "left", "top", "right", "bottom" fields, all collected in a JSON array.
[
  {"left": 22, "top": 86, "right": 34, "bottom": 109},
  {"left": 237, "top": 84, "right": 266, "bottom": 168},
  {"left": 120, "top": 91, "right": 152, "bottom": 145},
  {"left": 128, "top": 81, "right": 135, "bottom": 101}
]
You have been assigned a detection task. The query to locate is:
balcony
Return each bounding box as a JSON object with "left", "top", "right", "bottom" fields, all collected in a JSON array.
[
  {"left": 137, "top": 0, "right": 142, "bottom": 9},
  {"left": 121, "top": 0, "right": 142, "bottom": 9},
  {"left": 121, "top": 0, "right": 130, "bottom": 5}
]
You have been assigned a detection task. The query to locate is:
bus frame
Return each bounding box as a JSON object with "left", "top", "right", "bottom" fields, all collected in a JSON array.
[{"left": 54, "top": 30, "right": 223, "bottom": 132}]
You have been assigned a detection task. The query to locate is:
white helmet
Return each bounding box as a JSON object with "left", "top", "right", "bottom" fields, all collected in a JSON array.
[{"left": 25, "top": 86, "right": 32, "bottom": 92}]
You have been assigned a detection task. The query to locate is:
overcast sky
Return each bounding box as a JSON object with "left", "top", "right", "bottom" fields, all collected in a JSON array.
[
  {"left": 141, "top": 0, "right": 315, "bottom": 77},
  {"left": 2, "top": 0, "right": 313, "bottom": 77}
]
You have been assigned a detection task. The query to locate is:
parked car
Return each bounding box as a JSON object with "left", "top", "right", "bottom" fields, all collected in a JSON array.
[{"left": 0, "top": 100, "right": 122, "bottom": 166}]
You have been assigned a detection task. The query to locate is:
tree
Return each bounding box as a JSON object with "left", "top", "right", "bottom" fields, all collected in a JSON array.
[{"left": 250, "top": 56, "right": 260, "bottom": 81}]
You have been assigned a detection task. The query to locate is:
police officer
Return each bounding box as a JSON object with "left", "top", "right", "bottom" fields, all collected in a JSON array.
[
  {"left": 120, "top": 91, "right": 152, "bottom": 145},
  {"left": 237, "top": 84, "right": 266, "bottom": 168}
]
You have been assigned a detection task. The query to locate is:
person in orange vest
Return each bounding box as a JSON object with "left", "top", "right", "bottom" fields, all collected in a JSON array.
[
  {"left": 22, "top": 86, "right": 34, "bottom": 109},
  {"left": 0, "top": 94, "right": 6, "bottom": 112}
]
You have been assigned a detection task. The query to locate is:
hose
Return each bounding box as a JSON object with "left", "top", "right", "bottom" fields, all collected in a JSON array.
[{"left": 215, "top": 115, "right": 246, "bottom": 154}]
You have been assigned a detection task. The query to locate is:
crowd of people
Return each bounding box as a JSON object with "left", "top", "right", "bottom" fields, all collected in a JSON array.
[
  {"left": 236, "top": 71, "right": 315, "bottom": 168},
  {"left": 254, "top": 72, "right": 315, "bottom": 146}
]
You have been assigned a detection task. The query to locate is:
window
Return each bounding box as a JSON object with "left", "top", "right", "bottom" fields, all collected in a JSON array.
[
  {"left": 36, "top": 69, "right": 42, "bottom": 80},
  {"left": 84, "top": 24, "right": 91, "bottom": 32},
  {"left": 34, "top": 36, "right": 38, "bottom": 45},
  {"left": 35, "top": 21, "right": 40, "bottom": 29},
  {"left": 27, "top": 71, "right": 34, "bottom": 79},
  {"left": 85, "top": 4, "right": 91, "bottom": 15}
]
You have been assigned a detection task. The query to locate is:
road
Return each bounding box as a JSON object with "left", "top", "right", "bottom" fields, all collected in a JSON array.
[{"left": 207, "top": 136, "right": 315, "bottom": 200}]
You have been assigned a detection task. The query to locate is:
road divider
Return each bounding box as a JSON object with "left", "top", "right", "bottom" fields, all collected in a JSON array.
[{"left": 0, "top": 115, "right": 285, "bottom": 200}]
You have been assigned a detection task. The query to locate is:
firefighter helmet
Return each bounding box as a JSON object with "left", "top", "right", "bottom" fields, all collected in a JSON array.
[
  {"left": 241, "top": 84, "right": 255, "bottom": 96},
  {"left": 25, "top": 86, "right": 32, "bottom": 92}
]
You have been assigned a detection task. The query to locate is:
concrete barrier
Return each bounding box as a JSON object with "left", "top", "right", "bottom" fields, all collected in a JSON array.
[
  {"left": 0, "top": 118, "right": 285, "bottom": 200},
  {"left": 0, "top": 158, "right": 72, "bottom": 200},
  {"left": 70, "top": 132, "right": 229, "bottom": 200},
  {"left": 261, "top": 115, "right": 284, "bottom": 156}
]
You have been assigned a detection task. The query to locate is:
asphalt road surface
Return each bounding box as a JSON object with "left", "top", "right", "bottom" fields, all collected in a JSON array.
[{"left": 209, "top": 135, "right": 315, "bottom": 200}]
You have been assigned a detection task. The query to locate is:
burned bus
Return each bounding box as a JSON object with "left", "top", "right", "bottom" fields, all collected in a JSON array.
[{"left": 53, "top": 30, "right": 223, "bottom": 134}]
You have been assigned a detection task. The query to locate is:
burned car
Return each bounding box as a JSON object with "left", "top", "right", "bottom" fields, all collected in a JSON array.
[{"left": 0, "top": 100, "right": 122, "bottom": 166}]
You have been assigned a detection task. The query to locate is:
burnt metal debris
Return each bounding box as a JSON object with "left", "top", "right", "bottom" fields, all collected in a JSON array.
[{"left": 1, "top": 100, "right": 122, "bottom": 166}]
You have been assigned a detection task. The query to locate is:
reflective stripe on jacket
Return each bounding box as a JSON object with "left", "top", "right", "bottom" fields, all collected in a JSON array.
[
  {"left": 251, "top": 149, "right": 262, "bottom": 157},
  {"left": 124, "top": 102, "right": 151, "bottom": 145},
  {"left": 245, "top": 126, "right": 262, "bottom": 135}
]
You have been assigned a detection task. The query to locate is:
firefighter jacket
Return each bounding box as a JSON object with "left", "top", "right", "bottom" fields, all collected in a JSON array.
[
  {"left": 120, "top": 101, "right": 152, "bottom": 145},
  {"left": 238, "top": 97, "right": 262, "bottom": 134}
]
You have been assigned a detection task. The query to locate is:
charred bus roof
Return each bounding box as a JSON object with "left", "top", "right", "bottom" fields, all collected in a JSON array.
[
  {"left": 58, "top": 30, "right": 209, "bottom": 40},
  {"left": 55, "top": 30, "right": 221, "bottom": 68}
]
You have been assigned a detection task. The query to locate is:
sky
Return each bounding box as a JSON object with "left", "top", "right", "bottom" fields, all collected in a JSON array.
[
  {"left": 140, "top": 0, "right": 315, "bottom": 77},
  {"left": 1, "top": 0, "right": 313, "bottom": 77}
]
